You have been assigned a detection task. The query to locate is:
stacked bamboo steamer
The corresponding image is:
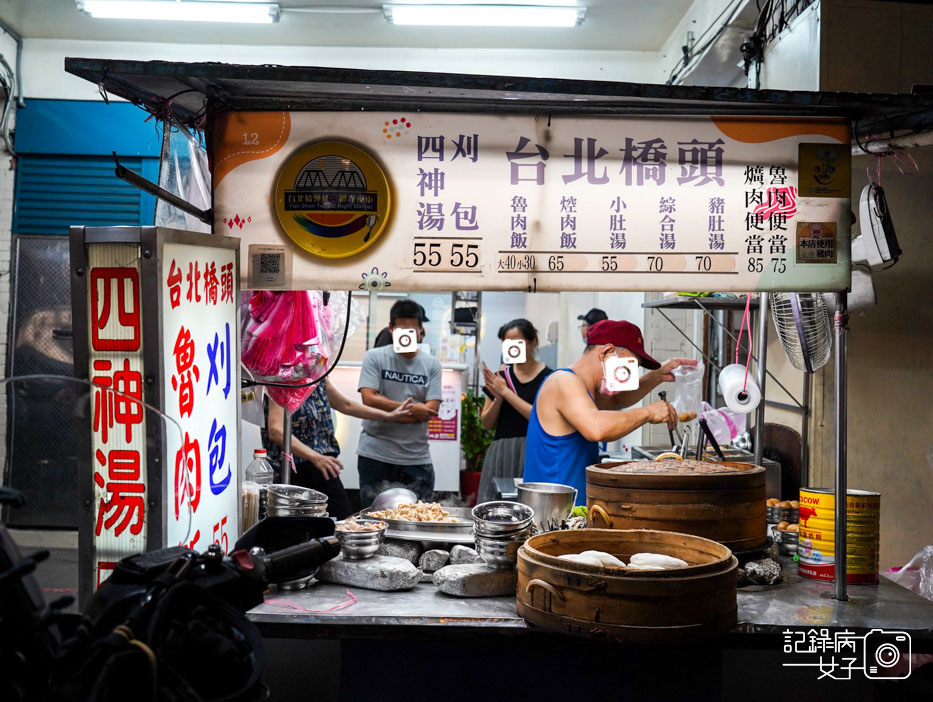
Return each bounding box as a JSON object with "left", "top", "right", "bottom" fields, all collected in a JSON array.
[
  {"left": 516, "top": 529, "right": 738, "bottom": 643},
  {"left": 586, "top": 460, "right": 767, "bottom": 553}
]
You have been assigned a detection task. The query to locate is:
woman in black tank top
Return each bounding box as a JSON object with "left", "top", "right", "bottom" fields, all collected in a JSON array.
[{"left": 476, "top": 319, "right": 552, "bottom": 504}]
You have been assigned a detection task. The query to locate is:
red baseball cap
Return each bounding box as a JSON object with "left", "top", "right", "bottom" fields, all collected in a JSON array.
[{"left": 586, "top": 320, "right": 661, "bottom": 370}]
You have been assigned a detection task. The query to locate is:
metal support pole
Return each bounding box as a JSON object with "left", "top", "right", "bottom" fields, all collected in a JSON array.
[
  {"left": 834, "top": 293, "right": 849, "bottom": 601},
  {"left": 282, "top": 412, "right": 293, "bottom": 485},
  {"left": 753, "top": 294, "right": 769, "bottom": 467},
  {"left": 715, "top": 309, "right": 727, "bottom": 402},
  {"left": 801, "top": 371, "right": 811, "bottom": 489}
]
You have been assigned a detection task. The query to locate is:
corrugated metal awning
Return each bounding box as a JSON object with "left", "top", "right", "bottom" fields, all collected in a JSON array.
[{"left": 64, "top": 58, "right": 933, "bottom": 141}]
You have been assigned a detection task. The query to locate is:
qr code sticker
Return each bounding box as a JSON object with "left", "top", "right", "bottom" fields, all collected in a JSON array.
[
  {"left": 249, "top": 245, "right": 289, "bottom": 288},
  {"left": 259, "top": 253, "right": 281, "bottom": 274}
]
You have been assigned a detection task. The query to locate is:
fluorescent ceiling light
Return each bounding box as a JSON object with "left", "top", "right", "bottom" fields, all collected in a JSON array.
[
  {"left": 383, "top": 4, "right": 585, "bottom": 27},
  {"left": 77, "top": 0, "right": 280, "bottom": 23}
]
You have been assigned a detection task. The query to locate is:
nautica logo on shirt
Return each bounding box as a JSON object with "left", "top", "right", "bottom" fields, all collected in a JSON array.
[{"left": 382, "top": 369, "right": 428, "bottom": 386}]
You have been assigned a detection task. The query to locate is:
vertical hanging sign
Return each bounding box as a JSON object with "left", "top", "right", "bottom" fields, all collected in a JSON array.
[
  {"left": 162, "top": 241, "right": 239, "bottom": 553},
  {"left": 86, "top": 242, "right": 148, "bottom": 588}
]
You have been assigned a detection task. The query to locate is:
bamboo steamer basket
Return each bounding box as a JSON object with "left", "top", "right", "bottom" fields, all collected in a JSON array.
[
  {"left": 586, "top": 460, "right": 767, "bottom": 552},
  {"left": 516, "top": 529, "right": 738, "bottom": 643}
]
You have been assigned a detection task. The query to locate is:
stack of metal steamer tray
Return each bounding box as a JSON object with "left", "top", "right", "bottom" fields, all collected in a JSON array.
[
  {"left": 471, "top": 501, "right": 534, "bottom": 569},
  {"left": 266, "top": 484, "right": 329, "bottom": 518},
  {"left": 264, "top": 485, "right": 329, "bottom": 590}
]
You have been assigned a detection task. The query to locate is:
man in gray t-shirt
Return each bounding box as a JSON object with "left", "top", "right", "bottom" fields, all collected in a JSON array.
[{"left": 358, "top": 299, "right": 442, "bottom": 505}]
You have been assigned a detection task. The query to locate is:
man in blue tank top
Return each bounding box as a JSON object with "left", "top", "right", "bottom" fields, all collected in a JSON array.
[{"left": 523, "top": 320, "right": 696, "bottom": 504}]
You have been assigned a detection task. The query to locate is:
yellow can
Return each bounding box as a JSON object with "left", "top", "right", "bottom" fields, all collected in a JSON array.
[{"left": 797, "top": 488, "right": 880, "bottom": 584}]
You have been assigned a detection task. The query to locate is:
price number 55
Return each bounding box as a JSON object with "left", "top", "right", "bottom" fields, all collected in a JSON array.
[{"left": 413, "top": 241, "right": 479, "bottom": 270}]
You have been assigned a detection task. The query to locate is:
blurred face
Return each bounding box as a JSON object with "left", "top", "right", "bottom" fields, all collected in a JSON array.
[
  {"left": 579, "top": 321, "right": 590, "bottom": 340},
  {"left": 502, "top": 327, "right": 537, "bottom": 357},
  {"left": 390, "top": 317, "right": 424, "bottom": 342},
  {"left": 597, "top": 344, "right": 638, "bottom": 364}
]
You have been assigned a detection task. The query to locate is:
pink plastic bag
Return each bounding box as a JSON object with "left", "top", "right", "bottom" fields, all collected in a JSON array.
[{"left": 242, "top": 291, "right": 327, "bottom": 413}]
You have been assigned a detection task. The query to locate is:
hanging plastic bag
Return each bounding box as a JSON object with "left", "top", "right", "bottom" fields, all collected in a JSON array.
[
  {"left": 672, "top": 360, "right": 704, "bottom": 427},
  {"left": 699, "top": 401, "right": 734, "bottom": 446},
  {"left": 886, "top": 546, "right": 933, "bottom": 601},
  {"left": 241, "top": 291, "right": 327, "bottom": 413}
]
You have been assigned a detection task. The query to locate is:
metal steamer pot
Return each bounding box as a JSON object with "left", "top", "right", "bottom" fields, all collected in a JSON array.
[{"left": 516, "top": 482, "right": 577, "bottom": 532}]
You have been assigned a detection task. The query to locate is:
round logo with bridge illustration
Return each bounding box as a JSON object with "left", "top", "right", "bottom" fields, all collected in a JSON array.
[{"left": 274, "top": 141, "right": 391, "bottom": 259}]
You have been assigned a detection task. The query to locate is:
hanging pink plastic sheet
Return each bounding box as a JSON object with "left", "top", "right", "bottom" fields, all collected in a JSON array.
[{"left": 241, "top": 291, "right": 327, "bottom": 413}]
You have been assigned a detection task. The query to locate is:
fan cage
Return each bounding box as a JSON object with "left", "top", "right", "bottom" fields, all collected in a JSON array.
[{"left": 769, "top": 292, "right": 833, "bottom": 372}]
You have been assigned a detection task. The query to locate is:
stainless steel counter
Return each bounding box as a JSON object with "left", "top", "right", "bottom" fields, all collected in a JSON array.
[
  {"left": 249, "top": 560, "right": 933, "bottom": 640},
  {"left": 736, "top": 562, "right": 933, "bottom": 637}
]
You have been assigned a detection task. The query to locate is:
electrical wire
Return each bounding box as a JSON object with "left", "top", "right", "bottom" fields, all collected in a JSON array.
[
  {"left": 243, "top": 290, "right": 353, "bottom": 390},
  {"left": 666, "top": 0, "right": 744, "bottom": 85}
]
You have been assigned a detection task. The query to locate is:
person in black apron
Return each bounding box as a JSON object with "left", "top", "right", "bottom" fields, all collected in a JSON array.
[{"left": 477, "top": 319, "right": 553, "bottom": 504}]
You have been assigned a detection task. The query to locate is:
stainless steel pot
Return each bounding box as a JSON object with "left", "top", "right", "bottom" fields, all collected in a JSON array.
[{"left": 516, "top": 482, "right": 577, "bottom": 532}]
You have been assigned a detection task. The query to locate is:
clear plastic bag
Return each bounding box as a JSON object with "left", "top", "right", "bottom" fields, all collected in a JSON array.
[
  {"left": 672, "top": 360, "right": 704, "bottom": 426},
  {"left": 886, "top": 545, "right": 933, "bottom": 601},
  {"left": 699, "top": 401, "right": 733, "bottom": 445}
]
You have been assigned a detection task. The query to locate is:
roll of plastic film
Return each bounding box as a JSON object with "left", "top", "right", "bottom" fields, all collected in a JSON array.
[{"left": 717, "top": 363, "right": 761, "bottom": 414}]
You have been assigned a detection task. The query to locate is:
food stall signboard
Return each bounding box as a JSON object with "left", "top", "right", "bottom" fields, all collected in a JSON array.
[
  {"left": 161, "top": 241, "right": 240, "bottom": 552},
  {"left": 73, "top": 227, "right": 240, "bottom": 606},
  {"left": 214, "top": 113, "right": 850, "bottom": 292},
  {"left": 85, "top": 242, "right": 149, "bottom": 590}
]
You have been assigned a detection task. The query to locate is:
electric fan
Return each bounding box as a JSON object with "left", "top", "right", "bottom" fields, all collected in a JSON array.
[{"left": 769, "top": 292, "right": 834, "bottom": 373}]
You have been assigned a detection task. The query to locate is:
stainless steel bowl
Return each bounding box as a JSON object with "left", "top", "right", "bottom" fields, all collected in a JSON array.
[
  {"left": 516, "top": 482, "right": 576, "bottom": 532},
  {"left": 278, "top": 573, "right": 316, "bottom": 591},
  {"left": 267, "top": 505, "right": 329, "bottom": 518},
  {"left": 779, "top": 531, "right": 799, "bottom": 555},
  {"left": 370, "top": 487, "right": 418, "bottom": 511},
  {"left": 766, "top": 506, "right": 779, "bottom": 523},
  {"left": 472, "top": 501, "right": 534, "bottom": 536},
  {"left": 266, "top": 484, "right": 328, "bottom": 506},
  {"left": 473, "top": 526, "right": 531, "bottom": 570},
  {"left": 335, "top": 522, "right": 387, "bottom": 560}
]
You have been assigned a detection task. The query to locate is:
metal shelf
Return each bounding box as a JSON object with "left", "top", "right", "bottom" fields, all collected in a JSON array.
[
  {"left": 642, "top": 296, "right": 759, "bottom": 311},
  {"left": 641, "top": 293, "right": 811, "bottom": 494}
]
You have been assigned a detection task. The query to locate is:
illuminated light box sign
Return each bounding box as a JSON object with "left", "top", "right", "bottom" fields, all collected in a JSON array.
[
  {"left": 83, "top": 243, "right": 148, "bottom": 591},
  {"left": 72, "top": 227, "right": 240, "bottom": 606},
  {"left": 213, "top": 112, "right": 851, "bottom": 292}
]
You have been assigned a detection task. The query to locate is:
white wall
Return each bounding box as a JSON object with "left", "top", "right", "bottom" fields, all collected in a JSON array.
[{"left": 23, "top": 38, "right": 664, "bottom": 101}]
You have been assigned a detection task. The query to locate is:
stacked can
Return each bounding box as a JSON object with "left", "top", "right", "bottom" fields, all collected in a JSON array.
[{"left": 797, "top": 488, "right": 881, "bottom": 584}]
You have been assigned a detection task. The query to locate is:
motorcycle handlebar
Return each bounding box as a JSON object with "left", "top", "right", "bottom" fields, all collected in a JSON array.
[{"left": 259, "top": 536, "right": 340, "bottom": 583}]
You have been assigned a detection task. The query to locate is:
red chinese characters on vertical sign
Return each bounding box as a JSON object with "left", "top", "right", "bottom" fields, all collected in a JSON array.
[
  {"left": 166, "top": 254, "right": 235, "bottom": 553},
  {"left": 89, "top": 266, "right": 146, "bottom": 550},
  {"left": 91, "top": 267, "right": 140, "bottom": 351}
]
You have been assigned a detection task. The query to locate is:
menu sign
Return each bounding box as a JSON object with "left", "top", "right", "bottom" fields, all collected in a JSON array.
[
  {"left": 162, "top": 242, "right": 239, "bottom": 552},
  {"left": 214, "top": 112, "right": 851, "bottom": 292},
  {"left": 86, "top": 243, "right": 148, "bottom": 588}
]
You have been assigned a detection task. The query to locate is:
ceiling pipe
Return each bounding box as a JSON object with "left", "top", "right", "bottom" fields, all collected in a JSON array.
[{"left": 0, "top": 17, "right": 24, "bottom": 108}]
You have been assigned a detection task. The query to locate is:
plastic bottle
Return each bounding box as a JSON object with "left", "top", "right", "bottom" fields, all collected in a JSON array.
[{"left": 245, "top": 448, "right": 274, "bottom": 522}]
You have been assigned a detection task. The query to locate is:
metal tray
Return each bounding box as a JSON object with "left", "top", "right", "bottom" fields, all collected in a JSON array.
[{"left": 356, "top": 506, "right": 475, "bottom": 544}]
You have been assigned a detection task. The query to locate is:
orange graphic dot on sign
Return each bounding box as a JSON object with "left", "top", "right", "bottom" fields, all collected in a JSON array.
[
  {"left": 386, "top": 134, "right": 391, "bottom": 139},
  {"left": 383, "top": 128, "right": 387, "bottom": 133},
  {"left": 384, "top": 121, "right": 389, "bottom": 126},
  {"left": 396, "top": 132, "right": 401, "bottom": 137}
]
